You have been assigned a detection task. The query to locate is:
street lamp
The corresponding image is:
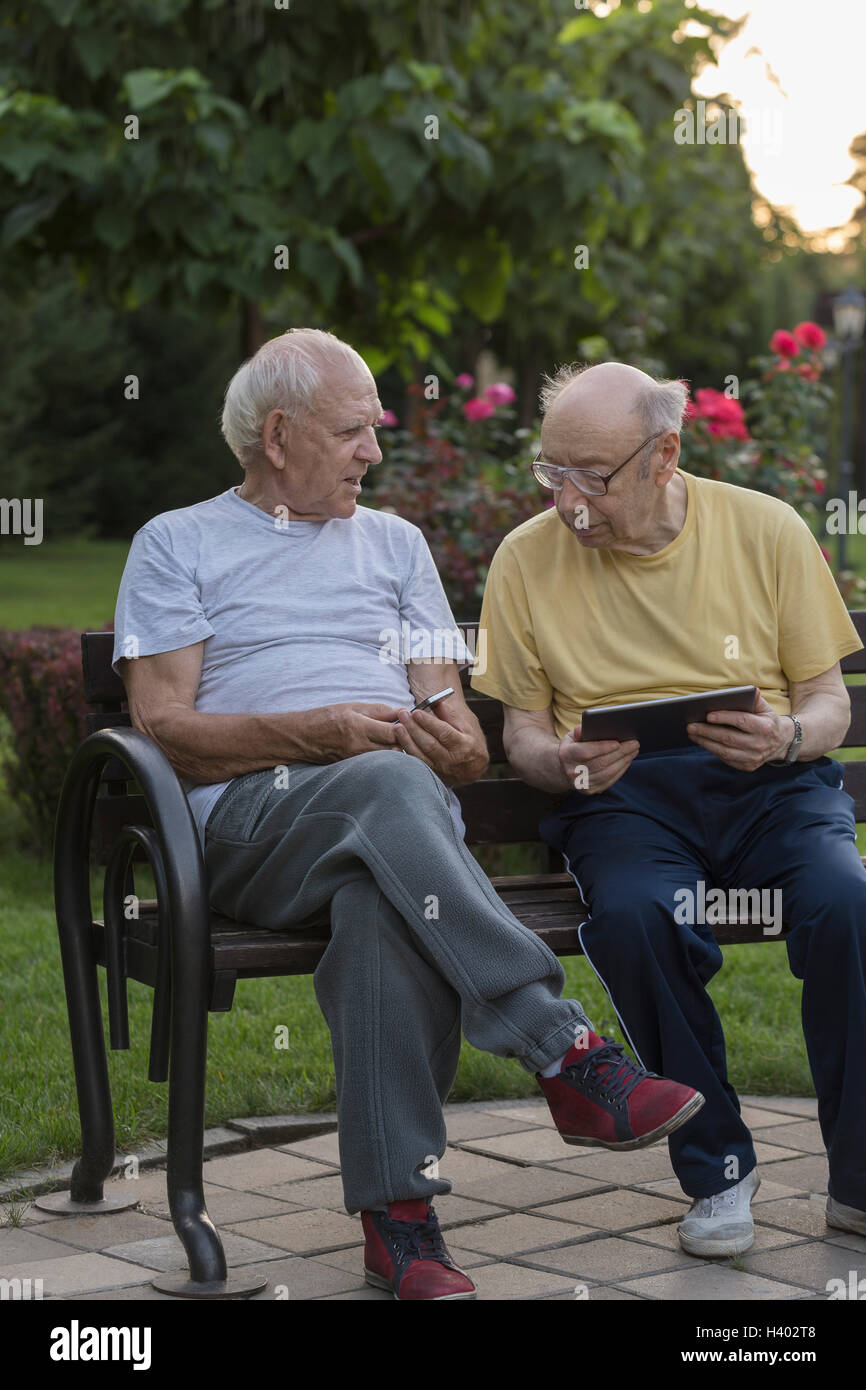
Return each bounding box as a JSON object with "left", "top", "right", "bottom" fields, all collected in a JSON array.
[{"left": 832, "top": 287, "right": 866, "bottom": 570}]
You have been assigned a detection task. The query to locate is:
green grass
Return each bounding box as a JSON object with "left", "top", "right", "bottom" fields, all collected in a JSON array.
[
  {"left": 0, "top": 536, "right": 128, "bottom": 630},
  {"left": 0, "top": 783, "right": 822, "bottom": 1180},
  {"left": 3, "top": 530, "right": 855, "bottom": 1177}
]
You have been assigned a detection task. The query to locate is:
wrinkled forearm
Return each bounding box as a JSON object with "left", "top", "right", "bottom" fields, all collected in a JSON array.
[
  {"left": 505, "top": 724, "right": 572, "bottom": 795},
  {"left": 135, "top": 706, "right": 339, "bottom": 784},
  {"left": 787, "top": 690, "right": 851, "bottom": 761}
]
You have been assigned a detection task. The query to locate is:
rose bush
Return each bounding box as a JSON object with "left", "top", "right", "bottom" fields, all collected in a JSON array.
[
  {"left": 0, "top": 625, "right": 93, "bottom": 854},
  {"left": 369, "top": 376, "right": 543, "bottom": 615},
  {"left": 678, "top": 323, "right": 833, "bottom": 513}
]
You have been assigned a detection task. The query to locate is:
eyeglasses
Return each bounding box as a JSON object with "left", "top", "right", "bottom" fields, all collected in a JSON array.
[{"left": 531, "top": 431, "right": 666, "bottom": 496}]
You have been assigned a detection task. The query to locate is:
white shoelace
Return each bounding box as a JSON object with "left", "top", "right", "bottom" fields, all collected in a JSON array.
[
  {"left": 691, "top": 1179, "right": 748, "bottom": 1219},
  {"left": 694, "top": 1189, "right": 739, "bottom": 1218}
]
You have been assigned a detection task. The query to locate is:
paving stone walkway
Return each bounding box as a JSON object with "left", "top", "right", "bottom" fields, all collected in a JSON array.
[{"left": 2, "top": 1095, "right": 863, "bottom": 1301}]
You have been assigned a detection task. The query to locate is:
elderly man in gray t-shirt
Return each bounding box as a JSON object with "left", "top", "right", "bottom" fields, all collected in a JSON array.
[{"left": 112, "top": 328, "right": 702, "bottom": 1301}]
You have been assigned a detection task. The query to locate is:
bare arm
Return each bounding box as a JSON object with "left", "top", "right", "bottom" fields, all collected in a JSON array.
[
  {"left": 120, "top": 643, "right": 401, "bottom": 784},
  {"left": 788, "top": 664, "right": 852, "bottom": 757},
  {"left": 503, "top": 704, "right": 639, "bottom": 795}
]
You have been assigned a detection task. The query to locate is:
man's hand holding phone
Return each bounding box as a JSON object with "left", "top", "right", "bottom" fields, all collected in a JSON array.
[
  {"left": 392, "top": 687, "right": 488, "bottom": 785},
  {"left": 558, "top": 720, "right": 640, "bottom": 795}
]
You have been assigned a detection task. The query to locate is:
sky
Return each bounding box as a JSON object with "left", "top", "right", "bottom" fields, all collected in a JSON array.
[{"left": 686, "top": 0, "right": 866, "bottom": 247}]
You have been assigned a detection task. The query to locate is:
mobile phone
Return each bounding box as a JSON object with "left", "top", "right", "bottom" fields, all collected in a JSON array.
[
  {"left": 391, "top": 687, "right": 454, "bottom": 722},
  {"left": 411, "top": 686, "right": 454, "bottom": 713}
]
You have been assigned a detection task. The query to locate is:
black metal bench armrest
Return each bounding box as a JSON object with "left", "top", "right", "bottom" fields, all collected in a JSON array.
[{"left": 54, "top": 725, "right": 208, "bottom": 933}]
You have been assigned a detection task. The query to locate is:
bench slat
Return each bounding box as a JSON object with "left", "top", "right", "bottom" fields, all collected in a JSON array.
[{"left": 92, "top": 877, "right": 798, "bottom": 996}]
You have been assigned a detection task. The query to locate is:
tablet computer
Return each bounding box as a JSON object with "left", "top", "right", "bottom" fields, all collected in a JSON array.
[{"left": 581, "top": 686, "right": 758, "bottom": 755}]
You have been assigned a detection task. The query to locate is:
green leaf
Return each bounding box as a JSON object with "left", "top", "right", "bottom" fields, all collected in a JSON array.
[
  {"left": 439, "top": 125, "right": 493, "bottom": 183},
  {"left": 195, "top": 120, "right": 235, "bottom": 163},
  {"left": 0, "top": 138, "right": 65, "bottom": 183},
  {"left": 566, "top": 101, "right": 643, "bottom": 157},
  {"left": 405, "top": 61, "right": 443, "bottom": 92},
  {"left": 328, "top": 233, "right": 364, "bottom": 288},
  {"left": 182, "top": 261, "right": 214, "bottom": 296},
  {"left": 412, "top": 302, "right": 451, "bottom": 335},
  {"left": 338, "top": 75, "right": 386, "bottom": 121},
  {"left": 92, "top": 204, "right": 135, "bottom": 251},
  {"left": 356, "top": 345, "right": 394, "bottom": 376},
  {"left": 459, "top": 241, "right": 513, "bottom": 322},
  {"left": 72, "top": 31, "right": 116, "bottom": 81},
  {"left": 287, "top": 119, "right": 335, "bottom": 164},
  {"left": 129, "top": 261, "right": 164, "bottom": 304},
  {"left": 362, "top": 127, "right": 427, "bottom": 210},
  {"left": 557, "top": 13, "right": 603, "bottom": 44},
  {"left": 1, "top": 193, "right": 62, "bottom": 247},
  {"left": 42, "top": 0, "right": 80, "bottom": 26},
  {"left": 294, "top": 242, "right": 342, "bottom": 307},
  {"left": 123, "top": 69, "right": 207, "bottom": 113}
]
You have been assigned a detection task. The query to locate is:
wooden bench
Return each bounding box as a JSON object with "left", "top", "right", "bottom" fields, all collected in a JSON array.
[{"left": 47, "top": 615, "right": 866, "bottom": 1297}]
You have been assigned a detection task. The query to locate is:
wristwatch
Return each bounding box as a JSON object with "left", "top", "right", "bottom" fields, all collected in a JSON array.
[{"left": 769, "top": 713, "right": 802, "bottom": 766}]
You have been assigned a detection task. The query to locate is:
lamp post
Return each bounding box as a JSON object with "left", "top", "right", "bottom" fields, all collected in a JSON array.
[{"left": 832, "top": 288, "right": 866, "bottom": 570}]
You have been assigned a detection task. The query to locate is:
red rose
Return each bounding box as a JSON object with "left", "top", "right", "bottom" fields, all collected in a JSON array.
[
  {"left": 797, "top": 363, "right": 819, "bottom": 380},
  {"left": 707, "top": 420, "right": 750, "bottom": 440},
  {"left": 793, "top": 321, "right": 827, "bottom": 351},
  {"left": 694, "top": 388, "right": 745, "bottom": 423},
  {"left": 770, "top": 330, "right": 799, "bottom": 358}
]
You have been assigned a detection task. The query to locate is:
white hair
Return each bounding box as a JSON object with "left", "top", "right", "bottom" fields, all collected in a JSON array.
[{"left": 220, "top": 327, "right": 366, "bottom": 468}]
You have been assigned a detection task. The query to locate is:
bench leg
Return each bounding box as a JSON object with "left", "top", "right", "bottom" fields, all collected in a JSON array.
[
  {"left": 150, "top": 913, "right": 267, "bottom": 1300},
  {"left": 35, "top": 859, "right": 138, "bottom": 1216}
]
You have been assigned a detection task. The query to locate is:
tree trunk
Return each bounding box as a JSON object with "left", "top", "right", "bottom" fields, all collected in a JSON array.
[
  {"left": 520, "top": 347, "right": 543, "bottom": 429},
  {"left": 240, "top": 299, "right": 267, "bottom": 360}
]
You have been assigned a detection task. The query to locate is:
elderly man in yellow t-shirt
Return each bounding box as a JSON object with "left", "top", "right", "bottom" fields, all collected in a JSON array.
[{"left": 472, "top": 360, "right": 866, "bottom": 1258}]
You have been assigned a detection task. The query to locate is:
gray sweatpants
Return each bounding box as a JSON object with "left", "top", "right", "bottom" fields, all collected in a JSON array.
[{"left": 202, "top": 750, "right": 590, "bottom": 1213}]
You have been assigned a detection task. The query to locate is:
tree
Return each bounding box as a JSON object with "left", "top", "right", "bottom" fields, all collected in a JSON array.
[{"left": 2, "top": 0, "right": 766, "bottom": 382}]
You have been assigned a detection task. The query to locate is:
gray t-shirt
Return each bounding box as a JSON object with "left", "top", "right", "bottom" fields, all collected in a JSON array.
[{"left": 112, "top": 486, "right": 473, "bottom": 850}]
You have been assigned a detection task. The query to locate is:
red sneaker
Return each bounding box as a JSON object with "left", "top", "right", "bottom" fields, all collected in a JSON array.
[
  {"left": 362, "top": 1200, "right": 476, "bottom": 1300},
  {"left": 538, "top": 1030, "right": 704, "bottom": 1150}
]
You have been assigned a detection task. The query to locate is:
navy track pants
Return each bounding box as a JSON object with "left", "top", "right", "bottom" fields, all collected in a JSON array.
[{"left": 539, "top": 745, "right": 866, "bottom": 1206}]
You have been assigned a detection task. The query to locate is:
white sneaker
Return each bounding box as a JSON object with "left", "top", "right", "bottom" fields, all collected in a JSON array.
[
  {"left": 678, "top": 1167, "right": 760, "bottom": 1257},
  {"left": 826, "top": 1195, "right": 866, "bottom": 1236}
]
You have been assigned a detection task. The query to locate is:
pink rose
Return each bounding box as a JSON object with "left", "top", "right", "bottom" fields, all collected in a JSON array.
[
  {"left": 794, "top": 321, "right": 827, "bottom": 351},
  {"left": 797, "top": 363, "right": 819, "bottom": 381},
  {"left": 770, "top": 329, "right": 799, "bottom": 358},
  {"left": 377, "top": 410, "right": 398, "bottom": 426},
  {"left": 455, "top": 373, "right": 475, "bottom": 389},
  {"left": 483, "top": 381, "right": 517, "bottom": 406},
  {"left": 814, "top": 479, "right": 826, "bottom": 494},
  {"left": 462, "top": 397, "right": 496, "bottom": 421}
]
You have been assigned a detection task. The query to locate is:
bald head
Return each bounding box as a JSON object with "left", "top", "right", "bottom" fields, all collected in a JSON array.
[
  {"left": 543, "top": 362, "right": 652, "bottom": 429},
  {"left": 539, "top": 360, "right": 689, "bottom": 473}
]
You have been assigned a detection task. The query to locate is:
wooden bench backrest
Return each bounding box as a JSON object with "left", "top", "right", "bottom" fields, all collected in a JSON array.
[{"left": 82, "top": 614, "right": 866, "bottom": 856}]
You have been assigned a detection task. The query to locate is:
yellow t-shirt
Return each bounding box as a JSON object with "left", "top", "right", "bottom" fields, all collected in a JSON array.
[{"left": 471, "top": 469, "right": 863, "bottom": 737}]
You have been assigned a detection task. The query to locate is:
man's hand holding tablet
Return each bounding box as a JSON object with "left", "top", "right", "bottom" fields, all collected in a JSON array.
[
  {"left": 557, "top": 723, "right": 641, "bottom": 796},
  {"left": 686, "top": 689, "right": 796, "bottom": 771}
]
